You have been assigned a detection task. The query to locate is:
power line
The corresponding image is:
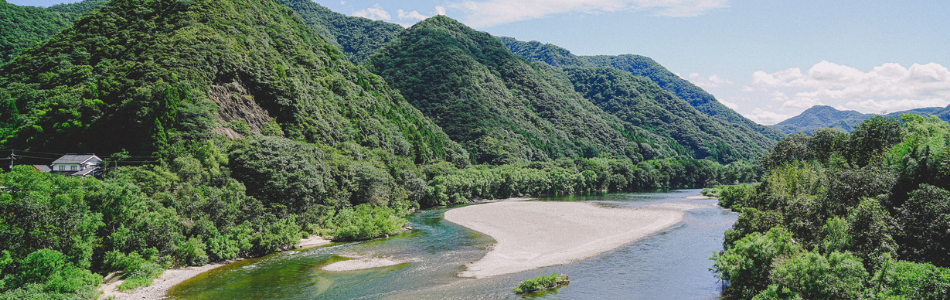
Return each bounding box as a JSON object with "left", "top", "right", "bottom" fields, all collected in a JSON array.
[
  {"left": 7, "top": 149, "right": 64, "bottom": 157},
  {"left": 16, "top": 155, "right": 63, "bottom": 160}
]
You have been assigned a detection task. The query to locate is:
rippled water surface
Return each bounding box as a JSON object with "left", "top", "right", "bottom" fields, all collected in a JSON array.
[{"left": 167, "top": 189, "right": 736, "bottom": 299}]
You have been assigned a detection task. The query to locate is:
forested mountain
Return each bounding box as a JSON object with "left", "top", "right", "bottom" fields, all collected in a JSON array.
[
  {"left": 278, "top": 0, "right": 404, "bottom": 64},
  {"left": 272, "top": 3, "right": 775, "bottom": 162},
  {"left": 772, "top": 105, "right": 869, "bottom": 134},
  {"left": 0, "top": 0, "right": 465, "bottom": 163},
  {"left": 565, "top": 67, "right": 773, "bottom": 162},
  {"left": 773, "top": 104, "right": 950, "bottom": 134},
  {"left": 498, "top": 37, "right": 783, "bottom": 140},
  {"left": 0, "top": 0, "right": 108, "bottom": 65},
  {"left": 363, "top": 16, "right": 677, "bottom": 164}
]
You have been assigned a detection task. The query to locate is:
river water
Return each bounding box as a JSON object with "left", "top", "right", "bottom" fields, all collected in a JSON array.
[{"left": 167, "top": 189, "right": 736, "bottom": 299}]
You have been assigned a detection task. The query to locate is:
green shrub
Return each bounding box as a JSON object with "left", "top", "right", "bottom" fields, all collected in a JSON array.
[
  {"left": 718, "top": 183, "right": 756, "bottom": 209},
  {"left": 175, "top": 237, "right": 209, "bottom": 266},
  {"left": 513, "top": 272, "right": 569, "bottom": 294},
  {"left": 331, "top": 204, "right": 408, "bottom": 241},
  {"left": 104, "top": 249, "right": 164, "bottom": 291},
  {"left": 712, "top": 227, "right": 802, "bottom": 299}
]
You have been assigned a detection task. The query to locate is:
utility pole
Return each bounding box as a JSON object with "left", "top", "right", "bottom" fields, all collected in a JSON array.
[{"left": 8, "top": 149, "right": 12, "bottom": 170}]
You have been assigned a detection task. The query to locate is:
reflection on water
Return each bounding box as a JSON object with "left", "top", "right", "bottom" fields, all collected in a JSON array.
[{"left": 167, "top": 189, "right": 736, "bottom": 299}]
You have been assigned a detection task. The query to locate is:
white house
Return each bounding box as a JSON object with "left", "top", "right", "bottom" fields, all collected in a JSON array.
[{"left": 49, "top": 154, "right": 102, "bottom": 176}]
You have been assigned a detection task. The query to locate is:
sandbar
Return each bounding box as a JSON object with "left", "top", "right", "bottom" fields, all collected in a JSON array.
[
  {"left": 444, "top": 201, "right": 684, "bottom": 278},
  {"left": 322, "top": 257, "right": 407, "bottom": 271}
]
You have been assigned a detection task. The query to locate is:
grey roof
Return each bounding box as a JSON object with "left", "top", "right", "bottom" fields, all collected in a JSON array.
[
  {"left": 52, "top": 154, "right": 101, "bottom": 165},
  {"left": 32, "top": 165, "right": 51, "bottom": 172},
  {"left": 70, "top": 167, "right": 99, "bottom": 177}
]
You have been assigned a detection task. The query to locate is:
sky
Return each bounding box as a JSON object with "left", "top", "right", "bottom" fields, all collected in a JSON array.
[{"left": 10, "top": 0, "right": 950, "bottom": 125}]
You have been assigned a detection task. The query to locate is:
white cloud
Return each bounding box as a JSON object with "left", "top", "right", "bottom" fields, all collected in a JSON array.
[
  {"left": 720, "top": 99, "right": 739, "bottom": 110},
  {"left": 398, "top": 9, "right": 428, "bottom": 21},
  {"left": 843, "top": 98, "right": 950, "bottom": 114},
  {"left": 746, "top": 108, "right": 794, "bottom": 125},
  {"left": 688, "top": 72, "right": 733, "bottom": 88},
  {"left": 436, "top": 6, "right": 447, "bottom": 15},
  {"left": 449, "top": 0, "right": 728, "bottom": 27},
  {"left": 750, "top": 61, "right": 950, "bottom": 114},
  {"left": 353, "top": 4, "right": 391, "bottom": 21},
  {"left": 741, "top": 86, "right": 755, "bottom": 92}
]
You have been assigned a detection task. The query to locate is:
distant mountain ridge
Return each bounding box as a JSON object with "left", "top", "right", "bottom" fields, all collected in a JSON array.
[
  {"left": 773, "top": 105, "right": 950, "bottom": 134},
  {"left": 497, "top": 37, "right": 784, "bottom": 141}
]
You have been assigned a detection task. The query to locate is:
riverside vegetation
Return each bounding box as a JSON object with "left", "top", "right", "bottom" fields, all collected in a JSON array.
[
  {"left": 513, "top": 272, "right": 570, "bottom": 294},
  {"left": 0, "top": 0, "right": 775, "bottom": 299},
  {"left": 712, "top": 115, "right": 950, "bottom": 299}
]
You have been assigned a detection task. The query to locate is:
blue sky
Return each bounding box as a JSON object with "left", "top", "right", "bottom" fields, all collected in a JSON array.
[{"left": 11, "top": 0, "right": 950, "bottom": 124}]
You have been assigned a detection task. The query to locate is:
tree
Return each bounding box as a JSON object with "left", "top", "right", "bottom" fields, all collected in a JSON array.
[{"left": 713, "top": 227, "right": 803, "bottom": 299}]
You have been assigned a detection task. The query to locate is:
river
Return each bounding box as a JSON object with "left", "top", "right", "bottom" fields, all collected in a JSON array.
[{"left": 167, "top": 189, "right": 736, "bottom": 299}]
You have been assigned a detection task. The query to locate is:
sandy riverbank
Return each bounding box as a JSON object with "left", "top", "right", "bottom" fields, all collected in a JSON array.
[
  {"left": 98, "top": 236, "right": 331, "bottom": 299},
  {"left": 444, "top": 201, "right": 685, "bottom": 278}
]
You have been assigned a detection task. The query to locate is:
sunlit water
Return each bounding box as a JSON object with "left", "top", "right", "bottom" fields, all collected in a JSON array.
[{"left": 167, "top": 189, "right": 736, "bottom": 299}]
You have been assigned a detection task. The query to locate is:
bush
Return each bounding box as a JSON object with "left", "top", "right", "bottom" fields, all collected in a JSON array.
[
  {"left": 6, "top": 249, "right": 101, "bottom": 295},
  {"left": 331, "top": 204, "right": 408, "bottom": 241},
  {"left": 769, "top": 251, "right": 868, "bottom": 299},
  {"left": 103, "top": 249, "right": 164, "bottom": 291},
  {"left": 713, "top": 227, "right": 802, "bottom": 299},
  {"left": 718, "top": 184, "right": 756, "bottom": 209},
  {"left": 513, "top": 272, "right": 569, "bottom": 294}
]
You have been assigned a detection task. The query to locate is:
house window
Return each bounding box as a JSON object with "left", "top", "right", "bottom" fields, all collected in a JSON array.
[
  {"left": 71, "top": 165, "right": 77, "bottom": 171},
  {"left": 59, "top": 165, "right": 65, "bottom": 171}
]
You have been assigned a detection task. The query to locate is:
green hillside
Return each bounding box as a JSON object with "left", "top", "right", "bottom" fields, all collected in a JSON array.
[
  {"left": 0, "top": 0, "right": 465, "bottom": 163},
  {"left": 565, "top": 67, "right": 772, "bottom": 162},
  {"left": 0, "top": 0, "right": 108, "bottom": 65},
  {"left": 269, "top": 4, "right": 774, "bottom": 161},
  {"left": 363, "top": 16, "right": 677, "bottom": 165},
  {"left": 278, "top": 0, "right": 404, "bottom": 64},
  {"left": 498, "top": 37, "right": 783, "bottom": 140}
]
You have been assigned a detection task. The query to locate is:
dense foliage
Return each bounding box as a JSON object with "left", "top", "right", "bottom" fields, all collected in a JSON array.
[
  {"left": 422, "top": 157, "right": 762, "bottom": 207},
  {"left": 513, "top": 272, "right": 569, "bottom": 294},
  {"left": 712, "top": 115, "right": 950, "bottom": 299},
  {"left": 0, "top": 0, "right": 107, "bottom": 66},
  {"left": 498, "top": 37, "right": 783, "bottom": 141},
  {"left": 0, "top": 140, "right": 415, "bottom": 298}
]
